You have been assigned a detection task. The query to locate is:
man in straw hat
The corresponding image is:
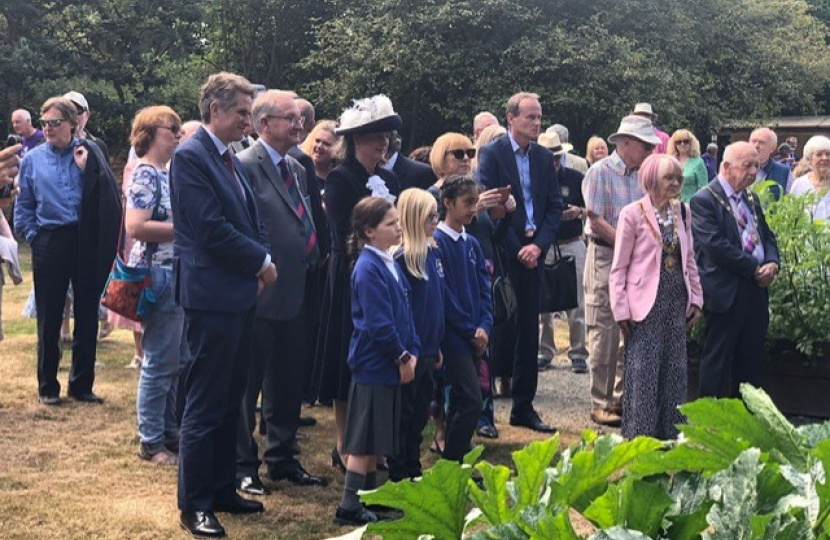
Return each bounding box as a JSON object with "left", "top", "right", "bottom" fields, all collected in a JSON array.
[
  {"left": 583, "top": 114, "right": 661, "bottom": 427},
  {"left": 478, "top": 91, "right": 563, "bottom": 434},
  {"left": 536, "top": 132, "right": 589, "bottom": 375},
  {"left": 632, "top": 103, "right": 669, "bottom": 154}
]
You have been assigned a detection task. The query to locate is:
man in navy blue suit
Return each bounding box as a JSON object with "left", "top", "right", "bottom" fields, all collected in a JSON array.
[
  {"left": 171, "top": 72, "right": 277, "bottom": 539},
  {"left": 478, "top": 92, "right": 563, "bottom": 433}
]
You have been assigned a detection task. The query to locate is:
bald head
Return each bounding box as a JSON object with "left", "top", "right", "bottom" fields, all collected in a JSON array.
[
  {"left": 721, "top": 141, "right": 760, "bottom": 191},
  {"left": 473, "top": 111, "right": 499, "bottom": 142},
  {"left": 180, "top": 120, "right": 202, "bottom": 142},
  {"left": 749, "top": 127, "right": 777, "bottom": 164},
  {"left": 12, "top": 109, "right": 35, "bottom": 137}
]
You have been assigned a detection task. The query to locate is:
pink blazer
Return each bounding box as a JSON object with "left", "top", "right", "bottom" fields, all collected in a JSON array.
[{"left": 610, "top": 196, "right": 703, "bottom": 323}]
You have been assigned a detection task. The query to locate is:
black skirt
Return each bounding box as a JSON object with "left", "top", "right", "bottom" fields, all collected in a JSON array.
[{"left": 342, "top": 382, "right": 401, "bottom": 457}]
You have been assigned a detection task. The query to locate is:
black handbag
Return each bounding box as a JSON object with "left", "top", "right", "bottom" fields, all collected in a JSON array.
[
  {"left": 542, "top": 243, "right": 578, "bottom": 313},
  {"left": 492, "top": 246, "right": 517, "bottom": 324}
]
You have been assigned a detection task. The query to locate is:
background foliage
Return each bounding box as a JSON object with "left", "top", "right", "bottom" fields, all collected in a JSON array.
[{"left": 2, "top": 0, "right": 830, "bottom": 156}]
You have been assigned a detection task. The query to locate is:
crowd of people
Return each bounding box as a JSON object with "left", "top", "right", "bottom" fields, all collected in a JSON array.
[{"left": 0, "top": 70, "right": 825, "bottom": 537}]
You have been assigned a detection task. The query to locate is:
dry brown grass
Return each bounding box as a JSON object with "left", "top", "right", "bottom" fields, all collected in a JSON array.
[{"left": 0, "top": 246, "right": 581, "bottom": 540}]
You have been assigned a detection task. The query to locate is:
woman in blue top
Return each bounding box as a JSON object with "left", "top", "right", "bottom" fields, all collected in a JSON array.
[
  {"left": 337, "top": 196, "right": 420, "bottom": 526},
  {"left": 433, "top": 176, "right": 494, "bottom": 462}
]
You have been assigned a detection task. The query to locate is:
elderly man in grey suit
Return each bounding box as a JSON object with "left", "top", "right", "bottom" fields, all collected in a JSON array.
[{"left": 235, "top": 90, "right": 327, "bottom": 496}]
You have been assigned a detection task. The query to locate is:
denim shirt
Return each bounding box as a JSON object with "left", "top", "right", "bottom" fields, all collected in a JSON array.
[{"left": 14, "top": 138, "right": 83, "bottom": 243}]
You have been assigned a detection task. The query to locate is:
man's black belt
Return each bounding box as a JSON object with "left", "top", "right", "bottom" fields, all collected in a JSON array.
[{"left": 589, "top": 236, "right": 612, "bottom": 249}]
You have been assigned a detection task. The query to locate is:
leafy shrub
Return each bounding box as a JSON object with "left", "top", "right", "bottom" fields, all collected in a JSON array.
[{"left": 327, "top": 385, "right": 830, "bottom": 540}]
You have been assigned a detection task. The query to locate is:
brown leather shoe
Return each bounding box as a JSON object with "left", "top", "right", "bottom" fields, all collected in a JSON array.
[
  {"left": 608, "top": 402, "right": 623, "bottom": 416},
  {"left": 590, "top": 408, "right": 622, "bottom": 427}
]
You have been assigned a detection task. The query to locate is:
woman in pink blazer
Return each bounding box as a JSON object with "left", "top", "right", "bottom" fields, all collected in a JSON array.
[{"left": 610, "top": 153, "right": 703, "bottom": 440}]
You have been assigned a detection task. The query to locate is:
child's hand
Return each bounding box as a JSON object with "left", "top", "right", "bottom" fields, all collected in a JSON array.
[
  {"left": 399, "top": 357, "right": 417, "bottom": 384},
  {"left": 473, "top": 328, "right": 489, "bottom": 356}
]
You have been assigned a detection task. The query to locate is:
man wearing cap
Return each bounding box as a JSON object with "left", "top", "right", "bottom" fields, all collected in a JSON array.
[
  {"left": 546, "top": 125, "right": 588, "bottom": 173},
  {"left": 63, "top": 91, "right": 110, "bottom": 163},
  {"left": 536, "top": 132, "right": 589, "bottom": 374},
  {"left": 172, "top": 72, "right": 277, "bottom": 538},
  {"left": 632, "top": 103, "right": 669, "bottom": 154},
  {"left": 473, "top": 111, "right": 499, "bottom": 142},
  {"left": 691, "top": 141, "right": 779, "bottom": 398},
  {"left": 583, "top": 115, "right": 658, "bottom": 427},
  {"left": 478, "top": 91, "right": 563, "bottom": 433},
  {"left": 749, "top": 127, "right": 793, "bottom": 200},
  {"left": 234, "top": 90, "right": 327, "bottom": 496}
]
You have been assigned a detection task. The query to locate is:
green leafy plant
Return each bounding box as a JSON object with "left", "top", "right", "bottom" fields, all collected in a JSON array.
[{"left": 325, "top": 385, "right": 830, "bottom": 540}]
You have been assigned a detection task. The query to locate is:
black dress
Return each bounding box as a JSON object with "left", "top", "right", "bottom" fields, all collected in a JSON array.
[{"left": 315, "top": 157, "right": 400, "bottom": 403}]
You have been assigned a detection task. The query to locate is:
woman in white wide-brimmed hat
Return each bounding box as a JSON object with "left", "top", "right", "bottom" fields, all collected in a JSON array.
[{"left": 315, "top": 94, "right": 402, "bottom": 472}]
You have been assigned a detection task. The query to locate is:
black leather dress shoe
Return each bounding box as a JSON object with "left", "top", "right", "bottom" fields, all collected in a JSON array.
[
  {"left": 334, "top": 505, "right": 379, "bottom": 525},
  {"left": 476, "top": 423, "right": 499, "bottom": 439},
  {"left": 236, "top": 475, "right": 270, "bottom": 496},
  {"left": 509, "top": 411, "right": 557, "bottom": 433},
  {"left": 69, "top": 392, "right": 104, "bottom": 404},
  {"left": 38, "top": 395, "right": 62, "bottom": 406},
  {"left": 213, "top": 493, "right": 264, "bottom": 514},
  {"left": 298, "top": 416, "right": 317, "bottom": 427},
  {"left": 180, "top": 511, "right": 226, "bottom": 538},
  {"left": 268, "top": 464, "right": 328, "bottom": 487}
]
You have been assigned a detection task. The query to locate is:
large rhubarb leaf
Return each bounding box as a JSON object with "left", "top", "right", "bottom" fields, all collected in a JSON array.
[
  {"left": 799, "top": 421, "right": 830, "bottom": 449},
  {"left": 758, "top": 509, "right": 814, "bottom": 540},
  {"left": 756, "top": 464, "right": 797, "bottom": 514},
  {"left": 514, "top": 436, "right": 560, "bottom": 509},
  {"left": 740, "top": 384, "right": 810, "bottom": 470},
  {"left": 470, "top": 461, "right": 514, "bottom": 526},
  {"left": 703, "top": 449, "right": 762, "bottom": 540},
  {"left": 361, "top": 458, "right": 471, "bottom": 540},
  {"left": 583, "top": 476, "right": 673, "bottom": 538},
  {"left": 587, "top": 526, "right": 655, "bottom": 540},
  {"left": 814, "top": 440, "right": 830, "bottom": 537},
  {"left": 529, "top": 510, "right": 582, "bottom": 540},
  {"left": 549, "top": 435, "right": 663, "bottom": 511},
  {"left": 663, "top": 471, "right": 712, "bottom": 540}
]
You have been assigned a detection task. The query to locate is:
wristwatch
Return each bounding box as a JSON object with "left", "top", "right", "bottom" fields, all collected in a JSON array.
[{"left": 396, "top": 351, "right": 412, "bottom": 365}]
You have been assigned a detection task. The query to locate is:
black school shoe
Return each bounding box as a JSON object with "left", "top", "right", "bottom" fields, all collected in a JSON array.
[{"left": 335, "top": 505, "right": 379, "bottom": 526}]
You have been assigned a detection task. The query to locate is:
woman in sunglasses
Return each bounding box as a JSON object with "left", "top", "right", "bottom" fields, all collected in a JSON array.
[
  {"left": 14, "top": 96, "right": 121, "bottom": 406},
  {"left": 668, "top": 129, "right": 708, "bottom": 202}
]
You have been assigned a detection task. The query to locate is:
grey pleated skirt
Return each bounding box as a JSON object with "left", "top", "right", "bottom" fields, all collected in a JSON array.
[{"left": 342, "top": 382, "right": 401, "bottom": 456}]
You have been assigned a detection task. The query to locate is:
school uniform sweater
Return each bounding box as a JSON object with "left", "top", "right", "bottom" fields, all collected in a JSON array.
[
  {"left": 348, "top": 248, "right": 421, "bottom": 385},
  {"left": 434, "top": 225, "right": 494, "bottom": 358}
]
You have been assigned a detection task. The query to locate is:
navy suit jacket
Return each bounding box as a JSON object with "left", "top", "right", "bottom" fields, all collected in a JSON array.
[
  {"left": 393, "top": 153, "right": 437, "bottom": 191},
  {"left": 170, "top": 127, "right": 269, "bottom": 312},
  {"left": 690, "top": 178, "right": 780, "bottom": 313},
  {"left": 477, "top": 135, "right": 563, "bottom": 259}
]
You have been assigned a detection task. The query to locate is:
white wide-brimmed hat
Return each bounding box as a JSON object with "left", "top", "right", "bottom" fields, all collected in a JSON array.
[
  {"left": 335, "top": 94, "right": 402, "bottom": 136},
  {"left": 632, "top": 102, "right": 657, "bottom": 119},
  {"left": 608, "top": 115, "right": 662, "bottom": 146},
  {"left": 537, "top": 132, "right": 573, "bottom": 156}
]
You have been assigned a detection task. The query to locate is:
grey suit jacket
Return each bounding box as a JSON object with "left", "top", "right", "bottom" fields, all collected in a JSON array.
[{"left": 237, "top": 141, "right": 315, "bottom": 321}]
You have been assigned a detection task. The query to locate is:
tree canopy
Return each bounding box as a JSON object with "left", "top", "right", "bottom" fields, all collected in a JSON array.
[{"left": 2, "top": 0, "right": 829, "bottom": 155}]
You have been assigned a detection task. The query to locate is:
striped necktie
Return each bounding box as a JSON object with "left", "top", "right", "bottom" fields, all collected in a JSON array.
[{"left": 279, "top": 159, "right": 319, "bottom": 266}]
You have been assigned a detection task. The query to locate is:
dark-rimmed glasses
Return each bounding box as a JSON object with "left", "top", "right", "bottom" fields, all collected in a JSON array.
[{"left": 446, "top": 148, "right": 476, "bottom": 160}]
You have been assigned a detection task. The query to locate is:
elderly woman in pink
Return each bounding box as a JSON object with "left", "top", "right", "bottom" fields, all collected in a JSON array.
[{"left": 609, "top": 153, "right": 703, "bottom": 440}]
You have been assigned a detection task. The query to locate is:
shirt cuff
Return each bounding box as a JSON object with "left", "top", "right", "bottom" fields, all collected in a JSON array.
[{"left": 256, "top": 254, "right": 271, "bottom": 276}]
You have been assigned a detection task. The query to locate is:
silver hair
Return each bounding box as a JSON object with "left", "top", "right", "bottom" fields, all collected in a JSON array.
[
  {"left": 802, "top": 135, "right": 830, "bottom": 161},
  {"left": 12, "top": 109, "right": 31, "bottom": 122},
  {"left": 547, "top": 124, "right": 569, "bottom": 143}
]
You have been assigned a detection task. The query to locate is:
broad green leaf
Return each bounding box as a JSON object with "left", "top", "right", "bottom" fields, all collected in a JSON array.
[
  {"left": 583, "top": 477, "right": 673, "bottom": 538},
  {"left": 756, "top": 463, "right": 797, "bottom": 515},
  {"left": 587, "top": 526, "right": 655, "bottom": 540},
  {"left": 470, "top": 461, "right": 514, "bottom": 525},
  {"left": 668, "top": 471, "right": 709, "bottom": 515},
  {"left": 740, "top": 384, "right": 810, "bottom": 470},
  {"left": 469, "top": 522, "right": 528, "bottom": 540},
  {"left": 362, "top": 458, "right": 470, "bottom": 540},
  {"left": 776, "top": 462, "right": 822, "bottom": 525},
  {"left": 758, "top": 509, "right": 814, "bottom": 540},
  {"left": 514, "top": 436, "right": 560, "bottom": 509},
  {"left": 464, "top": 445, "right": 486, "bottom": 466},
  {"left": 549, "top": 435, "right": 663, "bottom": 511},
  {"left": 813, "top": 440, "right": 830, "bottom": 536},
  {"left": 529, "top": 510, "right": 581, "bottom": 540},
  {"left": 703, "top": 449, "right": 762, "bottom": 540},
  {"left": 664, "top": 502, "right": 713, "bottom": 540},
  {"left": 800, "top": 421, "right": 830, "bottom": 450},
  {"left": 630, "top": 444, "right": 734, "bottom": 477}
]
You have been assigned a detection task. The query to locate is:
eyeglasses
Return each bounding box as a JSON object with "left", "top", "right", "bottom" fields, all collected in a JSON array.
[
  {"left": 446, "top": 148, "right": 476, "bottom": 160},
  {"left": 155, "top": 124, "right": 181, "bottom": 135},
  {"left": 40, "top": 118, "right": 66, "bottom": 128},
  {"left": 426, "top": 212, "right": 439, "bottom": 224},
  {"left": 676, "top": 139, "right": 691, "bottom": 145},
  {"left": 267, "top": 114, "right": 305, "bottom": 126}
]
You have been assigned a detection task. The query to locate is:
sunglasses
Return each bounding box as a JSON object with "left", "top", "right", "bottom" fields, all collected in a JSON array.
[
  {"left": 40, "top": 118, "right": 67, "bottom": 128},
  {"left": 155, "top": 124, "right": 181, "bottom": 135},
  {"left": 446, "top": 148, "right": 476, "bottom": 160},
  {"left": 677, "top": 139, "right": 691, "bottom": 145}
]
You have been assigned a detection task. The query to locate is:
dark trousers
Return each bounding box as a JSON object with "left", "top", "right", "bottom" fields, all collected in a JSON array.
[
  {"left": 443, "top": 355, "right": 482, "bottom": 462},
  {"left": 508, "top": 256, "right": 542, "bottom": 415},
  {"left": 31, "top": 225, "right": 99, "bottom": 397},
  {"left": 236, "top": 307, "right": 307, "bottom": 478},
  {"left": 302, "top": 266, "right": 325, "bottom": 402},
  {"left": 699, "top": 280, "right": 768, "bottom": 398},
  {"left": 178, "top": 308, "right": 254, "bottom": 512},
  {"left": 387, "top": 354, "right": 435, "bottom": 480}
]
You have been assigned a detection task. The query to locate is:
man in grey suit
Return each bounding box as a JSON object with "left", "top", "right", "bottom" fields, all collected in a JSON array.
[{"left": 235, "top": 90, "right": 327, "bottom": 495}]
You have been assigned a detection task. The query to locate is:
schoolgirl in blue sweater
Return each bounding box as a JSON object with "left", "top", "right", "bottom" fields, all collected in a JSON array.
[
  {"left": 433, "top": 176, "right": 494, "bottom": 462},
  {"left": 336, "top": 196, "right": 420, "bottom": 526}
]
